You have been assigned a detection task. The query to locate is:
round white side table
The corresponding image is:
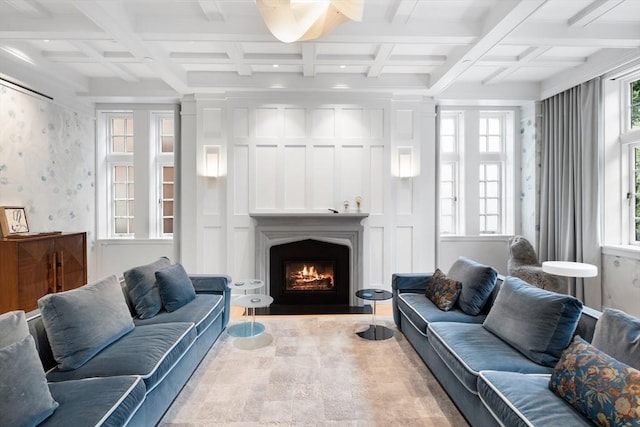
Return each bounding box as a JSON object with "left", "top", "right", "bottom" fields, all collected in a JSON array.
[{"left": 228, "top": 294, "right": 273, "bottom": 338}]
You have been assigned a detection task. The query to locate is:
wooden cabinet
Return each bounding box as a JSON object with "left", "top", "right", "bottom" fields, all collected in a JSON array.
[{"left": 0, "top": 232, "right": 87, "bottom": 313}]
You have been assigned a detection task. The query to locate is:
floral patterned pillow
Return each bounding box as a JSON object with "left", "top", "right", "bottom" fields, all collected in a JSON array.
[
  {"left": 425, "top": 268, "right": 462, "bottom": 312},
  {"left": 549, "top": 335, "right": 640, "bottom": 427}
]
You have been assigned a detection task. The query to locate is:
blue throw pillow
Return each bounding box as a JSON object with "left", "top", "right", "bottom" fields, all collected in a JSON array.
[
  {"left": 483, "top": 276, "right": 583, "bottom": 367},
  {"left": 447, "top": 257, "right": 497, "bottom": 315},
  {"left": 38, "top": 275, "right": 135, "bottom": 371},
  {"left": 592, "top": 308, "right": 640, "bottom": 370},
  {"left": 0, "top": 310, "right": 29, "bottom": 348},
  {"left": 124, "top": 257, "right": 171, "bottom": 319},
  {"left": 549, "top": 335, "right": 640, "bottom": 426},
  {"left": 156, "top": 263, "right": 196, "bottom": 312},
  {"left": 0, "top": 336, "right": 59, "bottom": 427}
]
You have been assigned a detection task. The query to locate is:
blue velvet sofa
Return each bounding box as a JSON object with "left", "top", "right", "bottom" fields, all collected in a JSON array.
[
  {"left": 392, "top": 257, "right": 640, "bottom": 427},
  {"left": 1, "top": 258, "right": 230, "bottom": 427}
]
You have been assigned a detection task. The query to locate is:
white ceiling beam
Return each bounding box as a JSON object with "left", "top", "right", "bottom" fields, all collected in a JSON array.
[
  {"left": 428, "top": 0, "right": 550, "bottom": 93},
  {"left": 507, "top": 22, "right": 640, "bottom": 48},
  {"left": 540, "top": 47, "right": 640, "bottom": 99},
  {"left": 73, "top": 0, "right": 189, "bottom": 94},
  {"left": 367, "top": 44, "right": 394, "bottom": 77},
  {"left": 388, "top": 0, "right": 419, "bottom": 24},
  {"left": 197, "top": 0, "right": 226, "bottom": 22},
  {"left": 302, "top": 43, "right": 316, "bottom": 77},
  {"left": 4, "top": 0, "right": 50, "bottom": 18},
  {"left": 223, "top": 43, "right": 252, "bottom": 76},
  {"left": 482, "top": 46, "right": 550, "bottom": 84},
  {"left": 568, "top": 0, "right": 626, "bottom": 27},
  {"left": 71, "top": 41, "right": 139, "bottom": 83},
  {"left": 135, "top": 19, "right": 478, "bottom": 44},
  {"left": 0, "top": 40, "right": 89, "bottom": 93}
]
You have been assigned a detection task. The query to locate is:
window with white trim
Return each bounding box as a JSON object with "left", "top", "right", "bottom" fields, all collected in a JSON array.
[
  {"left": 98, "top": 107, "right": 177, "bottom": 239},
  {"left": 439, "top": 112, "right": 462, "bottom": 234},
  {"left": 439, "top": 108, "right": 515, "bottom": 236},
  {"left": 625, "top": 79, "right": 640, "bottom": 243}
]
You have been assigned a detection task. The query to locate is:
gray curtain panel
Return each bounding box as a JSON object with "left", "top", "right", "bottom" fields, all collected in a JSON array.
[{"left": 538, "top": 77, "right": 602, "bottom": 308}]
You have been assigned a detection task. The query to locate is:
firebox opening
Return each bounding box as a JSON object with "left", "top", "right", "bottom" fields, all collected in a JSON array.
[{"left": 285, "top": 261, "right": 335, "bottom": 292}]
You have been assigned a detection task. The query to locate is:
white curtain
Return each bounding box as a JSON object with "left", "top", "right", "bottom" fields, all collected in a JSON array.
[{"left": 538, "top": 77, "right": 602, "bottom": 308}]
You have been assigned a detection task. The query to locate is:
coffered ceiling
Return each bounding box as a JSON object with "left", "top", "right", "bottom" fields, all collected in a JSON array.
[{"left": 1, "top": 0, "right": 639, "bottom": 105}]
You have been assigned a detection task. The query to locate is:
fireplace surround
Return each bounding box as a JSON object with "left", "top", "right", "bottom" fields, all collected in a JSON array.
[{"left": 251, "top": 213, "right": 368, "bottom": 307}]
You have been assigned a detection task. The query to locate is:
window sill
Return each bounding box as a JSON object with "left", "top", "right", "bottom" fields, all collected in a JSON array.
[
  {"left": 440, "top": 234, "right": 513, "bottom": 243},
  {"left": 96, "top": 238, "right": 174, "bottom": 244},
  {"left": 601, "top": 244, "right": 640, "bottom": 261}
]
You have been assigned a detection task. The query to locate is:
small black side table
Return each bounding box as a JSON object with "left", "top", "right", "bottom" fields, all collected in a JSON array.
[{"left": 355, "top": 289, "right": 394, "bottom": 340}]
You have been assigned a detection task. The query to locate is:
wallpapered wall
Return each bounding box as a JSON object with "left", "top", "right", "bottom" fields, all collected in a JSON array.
[
  {"left": 519, "top": 103, "right": 539, "bottom": 247},
  {"left": 0, "top": 83, "right": 96, "bottom": 278}
]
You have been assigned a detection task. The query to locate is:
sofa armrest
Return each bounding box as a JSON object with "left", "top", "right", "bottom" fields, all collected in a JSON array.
[
  {"left": 189, "top": 274, "right": 232, "bottom": 327},
  {"left": 392, "top": 273, "right": 432, "bottom": 292},
  {"left": 189, "top": 274, "right": 231, "bottom": 293},
  {"left": 391, "top": 273, "right": 431, "bottom": 329}
]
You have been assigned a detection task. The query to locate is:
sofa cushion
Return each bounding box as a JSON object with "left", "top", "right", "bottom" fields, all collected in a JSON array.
[
  {"left": 425, "top": 268, "right": 461, "bottom": 311},
  {"left": 134, "top": 293, "right": 224, "bottom": 336},
  {"left": 47, "top": 322, "right": 196, "bottom": 393},
  {"left": 427, "top": 322, "right": 553, "bottom": 394},
  {"left": 156, "top": 263, "right": 196, "bottom": 312},
  {"left": 42, "top": 376, "right": 146, "bottom": 427},
  {"left": 0, "top": 310, "right": 30, "bottom": 348},
  {"left": 124, "top": 257, "right": 171, "bottom": 319},
  {"left": 549, "top": 335, "right": 640, "bottom": 427},
  {"left": 38, "top": 275, "right": 135, "bottom": 371},
  {"left": 478, "top": 371, "right": 592, "bottom": 427},
  {"left": 592, "top": 308, "right": 640, "bottom": 370},
  {"left": 447, "top": 257, "right": 498, "bottom": 316},
  {"left": 397, "top": 293, "right": 485, "bottom": 335},
  {"left": 483, "top": 276, "right": 583, "bottom": 367},
  {"left": 0, "top": 335, "right": 59, "bottom": 427}
]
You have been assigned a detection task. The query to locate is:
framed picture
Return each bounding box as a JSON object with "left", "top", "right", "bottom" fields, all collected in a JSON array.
[{"left": 0, "top": 207, "right": 30, "bottom": 237}]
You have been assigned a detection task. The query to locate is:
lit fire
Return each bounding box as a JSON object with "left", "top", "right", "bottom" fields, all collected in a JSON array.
[
  {"left": 286, "top": 262, "right": 334, "bottom": 291},
  {"left": 295, "top": 265, "right": 329, "bottom": 282}
]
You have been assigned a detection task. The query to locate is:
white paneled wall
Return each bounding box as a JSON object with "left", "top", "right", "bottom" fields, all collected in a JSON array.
[{"left": 179, "top": 94, "right": 437, "bottom": 290}]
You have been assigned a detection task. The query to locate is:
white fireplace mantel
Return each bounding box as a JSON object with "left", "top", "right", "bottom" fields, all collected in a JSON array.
[{"left": 251, "top": 212, "right": 369, "bottom": 306}]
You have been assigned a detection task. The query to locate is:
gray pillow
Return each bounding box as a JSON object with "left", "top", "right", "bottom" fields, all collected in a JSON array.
[
  {"left": 447, "top": 257, "right": 498, "bottom": 315},
  {"left": 38, "top": 275, "right": 135, "bottom": 371},
  {"left": 0, "top": 335, "right": 59, "bottom": 427},
  {"left": 0, "top": 310, "right": 29, "bottom": 348},
  {"left": 483, "top": 276, "right": 583, "bottom": 367},
  {"left": 156, "top": 263, "right": 196, "bottom": 312},
  {"left": 592, "top": 308, "right": 640, "bottom": 370},
  {"left": 123, "top": 257, "right": 172, "bottom": 319}
]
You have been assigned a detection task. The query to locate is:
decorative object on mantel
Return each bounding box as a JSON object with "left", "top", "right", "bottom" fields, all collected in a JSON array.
[
  {"left": 355, "top": 196, "right": 362, "bottom": 212},
  {"left": 256, "top": 0, "right": 364, "bottom": 43},
  {"left": 343, "top": 200, "right": 349, "bottom": 211}
]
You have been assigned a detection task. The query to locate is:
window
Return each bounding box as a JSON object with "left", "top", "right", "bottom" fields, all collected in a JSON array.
[
  {"left": 631, "top": 79, "right": 640, "bottom": 130},
  {"left": 439, "top": 112, "right": 461, "bottom": 234},
  {"left": 622, "top": 78, "right": 640, "bottom": 244},
  {"left": 155, "top": 114, "right": 175, "bottom": 236},
  {"left": 106, "top": 115, "right": 135, "bottom": 236},
  {"left": 98, "top": 107, "right": 177, "bottom": 239},
  {"left": 439, "top": 109, "right": 514, "bottom": 236}
]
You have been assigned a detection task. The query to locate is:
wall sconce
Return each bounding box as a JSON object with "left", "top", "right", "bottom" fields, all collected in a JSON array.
[
  {"left": 204, "top": 146, "right": 220, "bottom": 178},
  {"left": 398, "top": 147, "right": 414, "bottom": 178}
]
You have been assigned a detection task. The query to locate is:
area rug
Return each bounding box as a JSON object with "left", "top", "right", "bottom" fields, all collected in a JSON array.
[{"left": 159, "top": 315, "right": 468, "bottom": 426}]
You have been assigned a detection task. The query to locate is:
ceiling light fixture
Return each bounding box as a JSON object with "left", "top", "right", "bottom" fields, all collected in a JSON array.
[{"left": 256, "top": 0, "right": 364, "bottom": 43}]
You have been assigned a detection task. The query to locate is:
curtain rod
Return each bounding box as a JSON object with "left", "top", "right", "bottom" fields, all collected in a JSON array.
[{"left": 0, "top": 76, "right": 53, "bottom": 100}]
